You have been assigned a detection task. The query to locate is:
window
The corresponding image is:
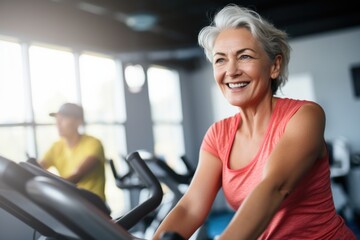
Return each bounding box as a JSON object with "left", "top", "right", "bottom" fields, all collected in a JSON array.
[
  {"left": 0, "top": 39, "right": 27, "bottom": 162},
  {"left": 147, "top": 66, "right": 186, "bottom": 173},
  {"left": 29, "top": 45, "right": 78, "bottom": 123},
  {"left": 0, "top": 40, "right": 25, "bottom": 124},
  {"left": 0, "top": 38, "right": 128, "bottom": 214},
  {"left": 0, "top": 127, "right": 29, "bottom": 162},
  {"left": 79, "top": 54, "right": 126, "bottom": 123}
]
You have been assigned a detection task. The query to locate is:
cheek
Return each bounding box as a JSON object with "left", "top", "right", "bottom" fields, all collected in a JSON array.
[
  {"left": 59, "top": 121, "right": 72, "bottom": 130},
  {"left": 213, "top": 68, "right": 223, "bottom": 83},
  {"left": 247, "top": 63, "right": 270, "bottom": 81},
  {"left": 58, "top": 123, "right": 67, "bottom": 131}
]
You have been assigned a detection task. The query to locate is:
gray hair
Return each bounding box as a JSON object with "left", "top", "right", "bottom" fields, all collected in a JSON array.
[{"left": 198, "top": 4, "right": 291, "bottom": 94}]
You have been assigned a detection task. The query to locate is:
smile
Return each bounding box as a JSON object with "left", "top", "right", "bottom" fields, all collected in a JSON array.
[{"left": 227, "top": 82, "right": 249, "bottom": 89}]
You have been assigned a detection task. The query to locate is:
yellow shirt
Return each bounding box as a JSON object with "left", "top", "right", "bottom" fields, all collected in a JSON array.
[{"left": 42, "top": 134, "right": 106, "bottom": 201}]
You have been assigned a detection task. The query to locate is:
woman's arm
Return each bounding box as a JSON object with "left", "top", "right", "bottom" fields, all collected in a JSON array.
[
  {"left": 218, "top": 102, "right": 327, "bottom": 240},
  {"left": 153, "top": 150, "right": 222, "bottom": 240}
]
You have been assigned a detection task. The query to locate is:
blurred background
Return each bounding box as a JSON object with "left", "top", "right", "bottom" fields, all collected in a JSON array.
[{"left": 0, "top": 0, "right": 360, "bottom": 238}]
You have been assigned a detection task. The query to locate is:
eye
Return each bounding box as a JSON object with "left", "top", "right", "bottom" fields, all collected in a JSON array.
[
  {"left": 238, "top": 54, "right": 252, "bottom": 60},
  {"left": 214, "top": 58, "right": 225, "bottom": 64}
]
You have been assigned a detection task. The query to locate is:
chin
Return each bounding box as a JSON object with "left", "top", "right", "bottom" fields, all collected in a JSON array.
[{"left": 227, "top": 98, "right": 245, "bottom": 107}]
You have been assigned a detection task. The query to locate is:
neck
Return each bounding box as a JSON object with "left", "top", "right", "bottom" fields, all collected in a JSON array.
[
  {"left": 238, "top": 96, "right": 277, "bottom": 138},
  {"left": 65, "top": 133, "right": 82, "bottom": 148}
]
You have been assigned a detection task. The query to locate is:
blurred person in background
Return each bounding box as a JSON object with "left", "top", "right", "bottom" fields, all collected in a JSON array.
[{"left": 38, "top": 102, "right": 107, "bottom": 202}]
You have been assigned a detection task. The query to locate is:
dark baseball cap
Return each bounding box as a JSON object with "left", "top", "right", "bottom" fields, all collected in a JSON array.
[{"left": 49, "top": 103, "right": 84, "bottom": 120}]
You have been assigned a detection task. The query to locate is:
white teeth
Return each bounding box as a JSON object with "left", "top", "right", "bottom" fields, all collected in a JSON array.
[{"left": 228, "top": 82, "right": 248, "bottom": 88}]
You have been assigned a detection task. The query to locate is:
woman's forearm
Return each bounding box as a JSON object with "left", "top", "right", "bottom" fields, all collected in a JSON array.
[{"left": 153, "top": 203, "right": 204, "bottom": 240}]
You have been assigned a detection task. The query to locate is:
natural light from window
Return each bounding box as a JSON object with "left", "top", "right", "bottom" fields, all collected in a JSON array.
[
  {"left": 80, "top": 54, "right": 126, "bottom": 123},
  {"left": 29, "top": 45, "right": 77, "bottom": 123},
  {"left": 0, "top": 40, "right": 25, "bottom": 124},
  {"left": 147, "top": 66, "right": 185, "bottom": 173}
]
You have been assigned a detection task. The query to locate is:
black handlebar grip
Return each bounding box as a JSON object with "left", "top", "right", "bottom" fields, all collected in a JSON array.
[
  {"left": 115, "top": 151, "right": 163, "bottom": 230},
  {"left": 160, "top": 231, "right": 186, "bottom": 240}
]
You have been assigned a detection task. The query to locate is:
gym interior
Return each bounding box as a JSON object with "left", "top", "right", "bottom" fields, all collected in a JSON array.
[{"left": 1, "top": 0, "right": 360, "bottom": 239}]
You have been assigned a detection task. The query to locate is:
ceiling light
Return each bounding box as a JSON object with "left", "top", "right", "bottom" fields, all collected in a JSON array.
[
  {"left": 125, "top": 13, "right": 158, "bottom": 31},
  {"left": 124, "top": 64, "right": 146, "bottom": 93}
]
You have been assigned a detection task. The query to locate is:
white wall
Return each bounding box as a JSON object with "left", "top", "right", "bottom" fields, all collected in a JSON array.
[{"left": 289, "top": 27, "right": 360, "bottom": 152}]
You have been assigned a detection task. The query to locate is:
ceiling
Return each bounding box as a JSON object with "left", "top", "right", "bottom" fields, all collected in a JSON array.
[{"left": 53, "top": 0, "right": 360, "bottom": 53}]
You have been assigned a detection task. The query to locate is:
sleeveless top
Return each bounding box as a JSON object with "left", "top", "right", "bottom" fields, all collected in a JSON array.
[{"left": 201, "top": 98, "right": 355, "bottom": 239}]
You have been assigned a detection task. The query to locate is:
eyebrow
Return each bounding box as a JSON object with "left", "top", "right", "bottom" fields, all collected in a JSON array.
[{"left": 213, "top": 48, "right": 255, "bottom": 57}]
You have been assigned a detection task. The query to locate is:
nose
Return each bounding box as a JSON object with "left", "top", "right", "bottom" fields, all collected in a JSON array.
[{"left": 225, "top": 59, "right": 240, "bottom": 77}]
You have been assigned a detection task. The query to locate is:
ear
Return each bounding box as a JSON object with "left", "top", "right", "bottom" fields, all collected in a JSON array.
[{"left": 270, "top": 55, "right": 282, "bottom": 79}]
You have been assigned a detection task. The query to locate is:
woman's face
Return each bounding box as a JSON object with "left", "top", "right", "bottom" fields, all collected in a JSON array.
[{"left": 212, "top": 28, "right": 281, "bottom": 107}]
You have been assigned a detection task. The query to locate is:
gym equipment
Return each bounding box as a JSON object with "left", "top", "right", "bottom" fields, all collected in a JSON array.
[
  {"left": 22, "top": 158, "right": 112, "bottom": 216},
  {"left": 109, "top": 156, "right": 150, "bottom": 235},
  {"left": 28, "top": 153, "right": 162, "bottom": 229},
  {"left": 327, "top": 138, "right": 353, "bottom": 220},
  {"left": 0, "top": 154, "right": 80, "bottom": 239},
  {"left": 111, "top": 153, "right": 232, "bottom": 240},
  {"left": 0, "top": 152, "right": 166, "bottom": 240},
  {"left": 159, "top": 231, "right": 186, "bottom": 240},
  {"left": 110, "top": 153, "right": 195, "bottom": 239},
  {"left": 349, "top": 154, "right": 360, "bottom": 219}
]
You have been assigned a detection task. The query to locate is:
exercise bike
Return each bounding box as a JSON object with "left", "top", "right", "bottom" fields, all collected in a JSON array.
[
  {"left": 0, "top": 151, "right": 187, "bottom": 239},
  {"left": 109, "top": 152, "right": 195, "bottom": 239}
]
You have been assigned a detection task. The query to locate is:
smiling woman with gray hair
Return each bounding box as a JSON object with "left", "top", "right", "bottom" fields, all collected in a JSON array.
[
  {"left": 153, "top": 4, "right": 356, "bottom": 240},
  {"left": 198, "top": 4, "right": 290, "bottom": 95}
]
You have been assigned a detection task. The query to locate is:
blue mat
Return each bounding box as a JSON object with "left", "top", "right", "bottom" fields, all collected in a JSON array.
[
  {"left": 205, "top": 211, "right": 235, "bottom": 238},
  {"left": 205, "top": 212, "right": 360, "bottom": 239}
]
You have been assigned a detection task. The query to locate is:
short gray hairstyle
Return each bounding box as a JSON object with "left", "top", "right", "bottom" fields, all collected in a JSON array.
[{"left": 198, "top": 4, "right": 291, "bottom": 94}]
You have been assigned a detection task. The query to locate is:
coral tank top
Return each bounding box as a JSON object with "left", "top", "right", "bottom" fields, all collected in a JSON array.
[{"left": 201, "top": 98, "right": 356, "bottom": 239}]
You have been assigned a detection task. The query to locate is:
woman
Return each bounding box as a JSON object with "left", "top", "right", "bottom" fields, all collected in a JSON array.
[{"left": 153, "top": 4, "right": 356, "bottom": 240}]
